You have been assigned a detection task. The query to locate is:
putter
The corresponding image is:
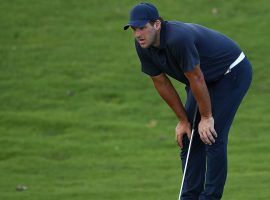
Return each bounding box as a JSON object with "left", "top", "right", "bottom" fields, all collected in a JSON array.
[{"left": 178, "top": 106, "right": 198, "bottom": 200}]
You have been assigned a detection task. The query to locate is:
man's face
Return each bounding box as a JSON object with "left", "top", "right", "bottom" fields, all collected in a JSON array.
[{"left": 131, "top": 22, "right": 158, "bottom": 48}]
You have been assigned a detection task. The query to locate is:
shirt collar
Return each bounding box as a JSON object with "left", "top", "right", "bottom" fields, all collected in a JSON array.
[{"left": 159, "top": 21, "right": 167, "bottom": 49}]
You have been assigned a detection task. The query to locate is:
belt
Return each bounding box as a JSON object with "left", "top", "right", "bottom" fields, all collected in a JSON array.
[{"left": 224, "top": 52, "right": 245, "bottom": 75}]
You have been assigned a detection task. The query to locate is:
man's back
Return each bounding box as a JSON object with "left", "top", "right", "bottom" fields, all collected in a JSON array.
[
  {"left": 161, "top": 21, "right": 242, "bottom": 82},
  {"left": 137, "top": 21, "right": 241, "bottom": 82}
]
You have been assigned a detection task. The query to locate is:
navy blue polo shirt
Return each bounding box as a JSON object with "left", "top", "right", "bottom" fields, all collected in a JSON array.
[{"left": 135, "top": 21, "right": 242, "bottom": 85}]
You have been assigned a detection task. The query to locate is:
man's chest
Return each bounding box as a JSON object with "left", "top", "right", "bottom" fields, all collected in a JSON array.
[{"left": 149, "top": 49, "right": 188, "bottom": 84}]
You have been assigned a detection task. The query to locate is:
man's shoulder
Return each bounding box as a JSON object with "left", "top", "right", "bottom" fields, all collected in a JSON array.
[
  {"left": 166, "top": 21, "right": 185, "bottom": 35},
  {"left": 165, "top": 21, "right": 195, "bottom": 47}
]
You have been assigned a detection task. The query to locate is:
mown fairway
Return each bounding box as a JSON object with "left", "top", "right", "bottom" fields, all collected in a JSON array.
[{"left": 0, "top": 0, "right": 269, "bottom": 199}]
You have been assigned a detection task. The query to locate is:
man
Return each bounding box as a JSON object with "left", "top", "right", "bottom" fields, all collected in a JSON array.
[{"left": 124, "top": 2, "right": 252, "bottom": 200}]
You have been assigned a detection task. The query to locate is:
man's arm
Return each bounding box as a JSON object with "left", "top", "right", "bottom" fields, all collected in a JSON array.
[
  {"left": 184, "top": 64, "right": 212, "bottom": 118},
  {"left": 184, "top": 64, "right": 217, "bottom": 145},
  {"left": 151, "top": 73, "right": 188, "bottom": 122},
  {"left": 151, "top": 73, "right": 191, "bottom": 148}
]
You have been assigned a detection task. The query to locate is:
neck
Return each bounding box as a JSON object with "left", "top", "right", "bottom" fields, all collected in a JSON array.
[{"left": 152, "top": 29, "right": 161, "bottom": 48}]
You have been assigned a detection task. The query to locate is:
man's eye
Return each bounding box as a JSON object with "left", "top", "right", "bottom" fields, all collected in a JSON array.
[{"left": 139, "top": 26, "right": 146, "bottom": 30}]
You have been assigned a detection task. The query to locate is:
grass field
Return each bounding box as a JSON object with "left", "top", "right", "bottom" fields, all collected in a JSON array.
[{"left": 0, "top": 0, "right": 269, "bottom": 199}]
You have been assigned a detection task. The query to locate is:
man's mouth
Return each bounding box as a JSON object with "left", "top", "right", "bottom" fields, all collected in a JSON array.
[{"left": 138, "top": 38, "right": 146, "bottom": 45}]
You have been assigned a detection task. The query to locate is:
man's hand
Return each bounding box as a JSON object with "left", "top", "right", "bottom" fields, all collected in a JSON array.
[
  {"left": 175, "top": 121, "right": 191, "bottom": 149},
  {"left": 198, "top": 116, "right": 217, "bottom": 145}
]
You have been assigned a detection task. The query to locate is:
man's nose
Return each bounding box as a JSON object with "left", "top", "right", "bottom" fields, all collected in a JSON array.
[{"left": 134, "top": 29, "right": 141, "bottom": 37}]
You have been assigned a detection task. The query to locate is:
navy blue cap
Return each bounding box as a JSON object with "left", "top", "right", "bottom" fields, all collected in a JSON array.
[{"left": 124, "top": 3, "right": 159, "bottom": 30}]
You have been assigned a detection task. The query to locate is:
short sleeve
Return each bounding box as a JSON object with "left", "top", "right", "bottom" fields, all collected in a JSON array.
[
  {"left": 171, "top": 37, "right": 200, "bottom": 72},
  {"left": 135, "top": 41, "right": 162, "bottom": 76}
]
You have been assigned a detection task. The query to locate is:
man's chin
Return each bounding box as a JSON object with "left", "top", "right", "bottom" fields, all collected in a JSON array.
[{"left": 139, "top": 43, "right": 151, "bottom": 49}]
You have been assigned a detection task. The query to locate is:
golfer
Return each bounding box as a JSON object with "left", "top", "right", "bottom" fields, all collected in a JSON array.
[{"left": 124, "top": 2, "right": 252, "bottom": 200}]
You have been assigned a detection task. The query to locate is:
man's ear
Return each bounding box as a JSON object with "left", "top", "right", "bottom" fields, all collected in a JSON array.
[{"left": 154, "top": 20, "right": 161, "bottom": 30}]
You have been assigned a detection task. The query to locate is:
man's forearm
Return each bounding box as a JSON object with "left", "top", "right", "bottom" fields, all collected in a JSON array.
[
  {"left": 189, "top": 79, "right": 212, "bottom": 118},
  {"left": 151, "top": 74, "right": 188, "bottom": 122},
  {"left": 185, "top": 65, "right": 212, "bottom": 118}
]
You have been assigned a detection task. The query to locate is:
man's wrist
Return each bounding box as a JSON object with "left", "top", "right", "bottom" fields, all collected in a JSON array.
[
  {"left": 201, "top": 114, "right": 213, "bottom": 120},
  {"left": 178, "top": 117, "right": 189, "bottom": 123}
]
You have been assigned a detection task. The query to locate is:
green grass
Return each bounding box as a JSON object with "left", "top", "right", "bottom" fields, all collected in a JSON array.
[{"left": 0, "top": 0, "right": 269, "bottom": 199}]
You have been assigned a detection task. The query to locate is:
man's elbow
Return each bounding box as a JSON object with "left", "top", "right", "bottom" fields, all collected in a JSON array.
[
  {"left": 191, "top": 73, "right": 205, "bottom": 84},
  {"left": 185, "top": 65, "right": 205, "bottom": 85},
  {"left": 151, "top": 73, "right": 168, "bottom": 85}
]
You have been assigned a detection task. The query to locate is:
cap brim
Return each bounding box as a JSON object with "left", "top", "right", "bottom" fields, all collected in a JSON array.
[{"left": 123, "top": 20, "right": 148, "bottom": 30}]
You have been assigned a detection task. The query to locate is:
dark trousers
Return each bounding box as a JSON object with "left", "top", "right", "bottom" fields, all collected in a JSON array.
[{"left": 180, "top": 57, "right": 252, "bottom": 200}]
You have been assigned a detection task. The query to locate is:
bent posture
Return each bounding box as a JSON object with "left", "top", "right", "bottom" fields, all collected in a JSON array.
[{"left": 124, "top": 3, "right": 252, "bottom": 199}]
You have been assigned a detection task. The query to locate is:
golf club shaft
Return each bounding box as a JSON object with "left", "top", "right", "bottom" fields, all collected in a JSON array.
[{"left": 178, "top": 106, "right": 198, "bottom": 200}]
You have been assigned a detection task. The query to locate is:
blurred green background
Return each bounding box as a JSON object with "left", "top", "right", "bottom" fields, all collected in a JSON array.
[{"left": 0, "top": 0, "right": 269, "bottom": 199}]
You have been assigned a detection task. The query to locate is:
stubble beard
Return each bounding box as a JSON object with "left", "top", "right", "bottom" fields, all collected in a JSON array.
[{"left": 140, "top": 29, "right": 158, "bottom": 49}]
